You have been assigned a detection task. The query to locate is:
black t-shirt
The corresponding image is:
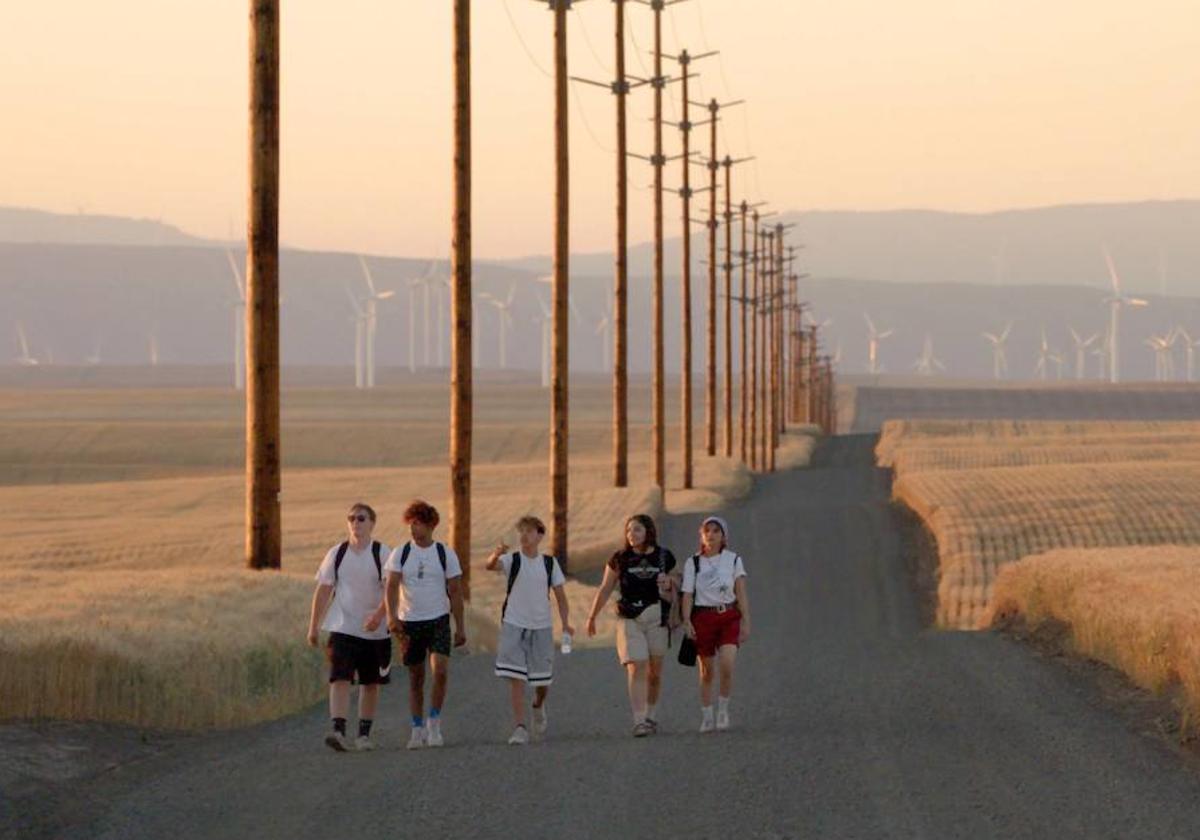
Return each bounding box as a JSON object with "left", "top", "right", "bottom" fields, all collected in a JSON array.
[{"left": 608, "top": 546, "right": 677, "bottom": 621}]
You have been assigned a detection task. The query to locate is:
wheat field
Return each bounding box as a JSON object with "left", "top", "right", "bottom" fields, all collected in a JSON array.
[
  {"left": 880, "top": 419, "right": 1200, "bottom": 628},
  {"left": 0, "top": 381, "right": 818, "bottom": 729},
  {"left": 986, "top": 547, "right": 1200, "bottom": 736}
]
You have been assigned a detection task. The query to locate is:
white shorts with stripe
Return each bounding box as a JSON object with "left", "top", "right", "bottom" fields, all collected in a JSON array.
[{"left": 494, "top": 623, "right": 555, "bottom": 686}]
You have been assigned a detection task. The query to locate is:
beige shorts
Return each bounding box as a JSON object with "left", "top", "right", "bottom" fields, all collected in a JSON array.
[{"left": 615, "top": 606, "right": 669, "bottom": 664}]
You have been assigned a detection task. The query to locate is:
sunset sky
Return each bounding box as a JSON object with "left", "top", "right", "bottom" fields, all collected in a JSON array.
[{"left": 3, "top": 1, "right": 1197, "bottom": 259}]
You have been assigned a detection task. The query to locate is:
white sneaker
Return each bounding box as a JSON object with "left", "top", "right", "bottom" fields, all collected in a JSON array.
[
  {"left": 507, "top": 724, "right": 530, "bottom": 745},
  {"left": 426, "top": 718, "right": 444, "bottom": 748},
  {"left": 699, "top": 709, "right": 715, "bottom": 734},
  {"left": 354, "top": 734, "right": 376, "bottom": 752},
  {"left": 532, "top": 704, "right": 548, "bottom": 738},
  {"left": 716, "top": 708, "right": 730, "bottom": 731},
  {"left": 324, "top": 730, "right": 349, "bottom": 752},
  {"left": 406, "top": 726, "right": 426, "bottom": 750}
]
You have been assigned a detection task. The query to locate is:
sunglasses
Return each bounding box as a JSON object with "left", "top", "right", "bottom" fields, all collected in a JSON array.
[{"left": 347, "top": 514, "right": 370, "bottom": 523}]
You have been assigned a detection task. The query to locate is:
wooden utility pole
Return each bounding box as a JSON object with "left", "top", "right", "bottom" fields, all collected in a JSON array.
[
  {"left": 765, "top": 229, "right": 777, "bottom": 472},
  {"left": 613, "top": 0, "right": 629, "bottom": 489},
  {"left": 572, "top": 1, "right": 652, "bottom": 489},
  {"left": 719, "top": 156, "right": 751, "bottom": 458},
  {"left": 665, "top": 48, "right": 714, "bottom": 490},
  {"left": 551, "top": 0, "right": 570, "bottom": 568},
  {"left": 450, "top": 0, "right": 473, "bottom": 596},
  {"left": 749, "top": 209, "right": 760, "bottom": 470},
  {"left": 739, "top": 201, "right": 749, "bottom": 464},
  {"left": 651, "top": 1, "right": 666, "bottom": 489},
  {"left": 246, "top": 0, "right": 281, "bottom": 570},
  {"left": 704, "top": 101, "right": 719, "bottom": 458},
  {"left": 696, "top": 97, "right": 743, "bottom": 458}
]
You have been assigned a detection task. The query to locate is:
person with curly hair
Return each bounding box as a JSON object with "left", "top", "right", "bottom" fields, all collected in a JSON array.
[{"left": 384, "top": 500, "right": 466, "bottom": 750}]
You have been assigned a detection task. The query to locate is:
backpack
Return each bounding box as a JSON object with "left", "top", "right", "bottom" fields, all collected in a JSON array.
[
  {"left": 501, "top": 551, "right": 556, "bottom": 620},
  {"left": 334, "top": 540, "right": 382, "bottom": 583},
  {"left": 397, "top": 541, "right": 448, "bottom": 575}
]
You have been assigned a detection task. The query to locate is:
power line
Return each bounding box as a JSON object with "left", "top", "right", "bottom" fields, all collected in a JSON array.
[
  {"left": 570, "top": 78, "right": 614, "bottom": 153},
  {"left": 575, "top": 5, "right": 612, "bottom": 75},
  {"left": 502, "top": 0, "right": 552, "bottom": 78}
]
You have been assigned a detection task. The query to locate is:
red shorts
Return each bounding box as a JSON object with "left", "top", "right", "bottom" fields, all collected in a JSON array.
[{"left": 691, "top": 605, "right": 741, "bottom": 657}]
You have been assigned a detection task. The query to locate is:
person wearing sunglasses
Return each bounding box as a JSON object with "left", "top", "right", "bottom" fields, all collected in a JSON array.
[{"left": 307, "top": 502, "right": 393, "bottom": 752}]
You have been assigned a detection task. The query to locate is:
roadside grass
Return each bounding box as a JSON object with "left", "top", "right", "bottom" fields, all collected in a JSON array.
[{"left": 985, "top": 546, "right": 1200, "bottom": 738}]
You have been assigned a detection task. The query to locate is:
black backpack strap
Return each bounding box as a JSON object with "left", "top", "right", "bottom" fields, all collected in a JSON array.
[
  {"left": 398, "top": 542, "right": 413, "bottom": 569},
  {"left": 333, "top": 541, "right": 350, "bottom": 584},
  {"left": 543, "top": 555, "right": 555, "bottom": 593},
  {"left": 371, "top": 541, "right": 382, "bottom": 581},
  {"left": 436, "top": 542, "right": 447, "bottom": 573},
  {"left": 501, "top": 552, "right": 522, "bottom": 619}
]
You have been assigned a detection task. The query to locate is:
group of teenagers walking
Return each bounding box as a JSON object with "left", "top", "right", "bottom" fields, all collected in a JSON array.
[{"left": 306, "top": 499, "right": 751, "bottom": 750}]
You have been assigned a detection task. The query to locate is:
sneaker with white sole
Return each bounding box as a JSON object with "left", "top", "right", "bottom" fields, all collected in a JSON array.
[
  {"left": 507, "top": 724, "right": 530, "bottom": 746},
  {"left": 354, "top": 734, "right": 376, "bottom": 752},
  {"left": 716, "top": 709, "right": 730, "bottom": 731},
  {"left": 699, "top": 710, "right": 715, "bottom": 734},
  {"left": 426, "top": 719, "right": 444, "bottom": 748},
  {"left": 406, "top": 726, "right": 427, "bottom": 750},
  {"left": 632, "top": 721, "right": 653, "bottom": 738},
  {"left": 532, "top": 704, "right": 548, "bottom": 738},
  {"left": 325, "top": 731, "right": 349, "bottom": 752}
]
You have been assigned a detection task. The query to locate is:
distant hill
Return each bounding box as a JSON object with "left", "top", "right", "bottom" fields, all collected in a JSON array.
[
  {"left": 0, "top": 206, "right": 216, "bottom": 248},
  {"left": 504, "top": 200, "right": 1200, "bottom": 297}
]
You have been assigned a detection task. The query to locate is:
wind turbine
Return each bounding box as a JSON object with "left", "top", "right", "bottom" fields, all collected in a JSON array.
[
  {"left": 981, "top": 322, "right": 1012, "bottom": 380},
  {"left": 344, "top": 283, "right": 366, "bottom": 388},
  {"left": 863, "top": 313, "right": 894, "bottom": 375},
  {"left": 404, "top": 264, "right": 435, "bottom": 373},
  {"left": 1144, "top": 329, "right": 1176, "bottom": 382},
  {"left": 1067, "top": 326, "right": 1098, "bottom": 381},
  {"left": 357, "top": 256, "right": 396, "bottom": 388},
  {"left": 84, "top": 335, "right": 103, "bottom": 366},
  {"left": 147, "top": 325, "right": 160, "bottom": 367},
  {"left": 913, "top": 333, "right": 945, "bottom": 376},
  {"left": 534, "top": 295, "right": 553, "bottom": 388},
  {"left": 14, "top": 322, "right": 38, "bottom": 366},
  {"left": 481, "top": 285, "right": 517, "bottom": 370},
  {"left": 1175, "top": 326, "right": 1197, "bottom": 382},
  {"left": 594, "top": 306, "right": 612, "bottom": 374},
  {"left": 1033, "top": 328, "right": 1051, "bottom": 381},
  {"left": 1102, "top": 248, "right": 1149, "bottom": 384},
  {"left": 225, "top": 250, "right": 247, "bottom": 390}
]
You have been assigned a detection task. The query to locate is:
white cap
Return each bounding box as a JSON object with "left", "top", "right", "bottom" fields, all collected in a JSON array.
[{"left": 701, "top": 515, "right": 730, "bottom": 542}]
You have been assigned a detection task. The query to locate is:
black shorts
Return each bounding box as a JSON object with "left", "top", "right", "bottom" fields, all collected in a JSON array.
[
  {"left": 399, "top": 614, "right": 452, "bottom": 667},
  {"left": 326, "top": 633, "right": 393, "bottom": 685}
]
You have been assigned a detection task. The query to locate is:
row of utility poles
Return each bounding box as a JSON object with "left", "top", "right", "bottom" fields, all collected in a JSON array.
[{"left": 242, "top": 0, "right": 835, "bottom": 580}]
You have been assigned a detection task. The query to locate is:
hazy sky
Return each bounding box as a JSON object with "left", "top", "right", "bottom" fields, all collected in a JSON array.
[{"left": 4, "top": 1, "right": 1198, "bottom": 259}]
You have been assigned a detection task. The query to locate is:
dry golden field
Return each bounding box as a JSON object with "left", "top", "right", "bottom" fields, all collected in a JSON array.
[
  {"left": 0, "top": 379, "right": 818, "bottom": 729},
  {"left": 986, "top": 547, "right": 1200, "bottom": 736},
  {"left": 880, "top": 419, "right": 1200, "bottom": 629}
]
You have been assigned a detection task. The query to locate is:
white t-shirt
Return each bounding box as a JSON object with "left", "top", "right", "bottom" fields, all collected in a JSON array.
[
  {"left": 315, "top": 541, "right": 391, "bottom": 640},
  {"left": 681, "top": 549, "right": 746, "bottom": 607},
  {"left": 500, "top": 551, "right": 565, "bottom": 630},
  {"left": 383, "top": 541, "right": 463, "bottom": 622}
]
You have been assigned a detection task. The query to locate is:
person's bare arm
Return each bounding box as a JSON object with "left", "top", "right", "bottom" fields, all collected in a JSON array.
[
  {"left": 307, "top": 584, "right": 334, "bottom": 646},
  {"left": 384, "top": 571, "right": 404, "bottom": 635},
  {"left": 734, "top": 577, "right": 751, "bottom": 643},
  {"left": 553, "top": 584, "right": 575, "bottom": 637},
  {"left": 448, "top": 577, "right": 467, "bottom": 646},
  {"left": 681, "top": 592, "right": 695, "bottom": 639},
  {"left": 585, "top": 565, "right": 619, "bottom": 637},
  {"left": 484, "top": 543, "right": 510, "bottom": 572}
]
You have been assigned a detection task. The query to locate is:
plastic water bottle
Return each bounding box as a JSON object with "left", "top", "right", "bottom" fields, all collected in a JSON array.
[{"left": 560, "top": 632, "right": 573, "bottom": 655}]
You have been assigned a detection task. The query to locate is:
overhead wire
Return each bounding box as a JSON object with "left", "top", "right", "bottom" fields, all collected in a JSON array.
[{"left": 502, "top": 0, "right": 553, "bottom": 78}]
